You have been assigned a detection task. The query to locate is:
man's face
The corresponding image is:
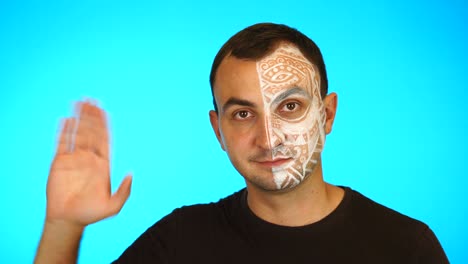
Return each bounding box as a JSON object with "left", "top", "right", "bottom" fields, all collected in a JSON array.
[{"left": 211, "top": 44, "right": 326, "bottom": 191}]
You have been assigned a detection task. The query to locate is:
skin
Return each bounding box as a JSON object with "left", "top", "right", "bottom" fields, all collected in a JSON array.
[
  {"left": 35, "top": 101, "right": 132, "bottom": 264},
  {"left": 210, "top": 43, "right": 344, "bottom": 226}
]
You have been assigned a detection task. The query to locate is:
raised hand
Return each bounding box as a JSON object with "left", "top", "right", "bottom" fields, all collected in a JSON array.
[
  {"left": 35, "top": 100, "right": 132, "bottom": 263},
  {"left": 46, "top": 100, "right": 132, "bottom": 226}
]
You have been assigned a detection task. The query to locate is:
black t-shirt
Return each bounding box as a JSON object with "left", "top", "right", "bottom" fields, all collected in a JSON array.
[{"left": 113, "top": 187, "right": 448, "bottom": 263}]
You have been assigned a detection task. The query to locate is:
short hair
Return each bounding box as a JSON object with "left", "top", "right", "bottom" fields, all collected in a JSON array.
[{"left": 209, "top": 22, "right": 328, "bottom": 112}]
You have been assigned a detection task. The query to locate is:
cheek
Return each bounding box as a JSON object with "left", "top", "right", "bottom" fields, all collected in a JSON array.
[
  {"left": 275, "top": 110, "right": 317, "bottom": 139},
  {"left": 221, "top": 125, "right": 253, "bottom": 152}
]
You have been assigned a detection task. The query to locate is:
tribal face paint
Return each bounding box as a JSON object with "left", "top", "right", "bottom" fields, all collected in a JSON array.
[{"left": 256, "top": 44, "right": 326, "bottom": 190}]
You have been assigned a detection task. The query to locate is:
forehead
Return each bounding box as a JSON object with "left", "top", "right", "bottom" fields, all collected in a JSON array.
[
  {"left": 213, "top": 55, "right": 259, "bottom": 107},
  {"left": 213, "top": 44, "right": 317, "bottom": 109},
  {"left": 257, "top": 44, "right": 318, "bottom": 99},
  {"left": 260, "top": 43, "right": 311, "bottom": 66}
]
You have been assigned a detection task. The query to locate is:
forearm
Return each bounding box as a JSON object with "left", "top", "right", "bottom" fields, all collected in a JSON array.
[{"left": 34, "top": 220, "right": 85, "bottom": 264}]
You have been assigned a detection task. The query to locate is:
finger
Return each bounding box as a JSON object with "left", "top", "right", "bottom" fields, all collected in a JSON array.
[
  {"left": 81, "top": 100, "right": 107, "bottom": 129},
  {"left": 107, "top": 174, "right": 133, "bottom": 217},
  {"left": 86, "top": 97, "right": 100, "bottom": 106},
  {"left": 56, "top": 118, "right": 76, "bottom": 155},
  {"left": 72, "top": 102, "right": 88, "bottom": 151},
  {"left": 74, "top": 101, "right": 110, "bottom": 158},
  {"left": 89, "top": 104, "right": 110, "bottom": 159},
  {"left": 56, "top": 118, "right": 68, "bottom": 155},
  {"left": 73, "top": 128, "right": 108, "bottom": 157}
]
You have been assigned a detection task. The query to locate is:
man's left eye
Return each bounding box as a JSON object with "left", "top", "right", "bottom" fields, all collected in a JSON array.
[{"left": 280, "top": 102, "right": 299, "bottom": 112}]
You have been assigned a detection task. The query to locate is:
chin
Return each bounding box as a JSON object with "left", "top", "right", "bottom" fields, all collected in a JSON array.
[{"left": 245, "top": 173, "right": 305, "bottom": 193}]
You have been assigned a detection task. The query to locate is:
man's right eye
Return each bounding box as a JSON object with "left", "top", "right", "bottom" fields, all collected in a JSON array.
[{"left": 233, "top": 110, "right": 253, "bottom": 120}]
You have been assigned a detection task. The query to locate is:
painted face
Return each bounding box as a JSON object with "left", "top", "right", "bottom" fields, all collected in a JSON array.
[{"left": 256, "top": 44, "right": 326, "bottom": 189}]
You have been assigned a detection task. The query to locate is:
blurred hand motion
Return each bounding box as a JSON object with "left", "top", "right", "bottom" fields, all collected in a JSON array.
[{"left": 46, "top": 100, "right": 132, "bottom": 226}]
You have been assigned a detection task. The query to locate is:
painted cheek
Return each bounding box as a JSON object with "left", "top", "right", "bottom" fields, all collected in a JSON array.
[{"left": 281, "top": 109, "right": 317, "bottom": 155}]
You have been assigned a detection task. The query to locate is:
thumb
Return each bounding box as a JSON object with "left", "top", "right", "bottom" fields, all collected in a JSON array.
[{"left": 107, "top": 174, "right": 133, "bottom": 217}]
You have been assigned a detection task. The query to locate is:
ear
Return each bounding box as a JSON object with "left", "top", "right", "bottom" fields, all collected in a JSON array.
[
  {"left": 323, "top": 92, "right": 338, "bottom": 134},
  {"left": 209, "top": 110, "right": 226, "bottom": 151}
]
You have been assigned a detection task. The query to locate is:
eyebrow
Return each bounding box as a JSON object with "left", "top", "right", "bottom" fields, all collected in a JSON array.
[
  {"left": 271, "top": 87, "right": 310, "bottom": 105},
  {"left": 222, "top": 97, "right": 256, "bottom": 113}
]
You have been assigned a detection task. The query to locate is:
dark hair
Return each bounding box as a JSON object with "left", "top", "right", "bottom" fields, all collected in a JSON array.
[{"left": 209, "top": 22, "right": 328, "bottom": 112}]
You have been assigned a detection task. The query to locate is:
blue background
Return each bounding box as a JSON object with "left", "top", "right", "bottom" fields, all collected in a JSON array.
[{"left": 0, "top": 0, "right": 466, "bottom": 263}]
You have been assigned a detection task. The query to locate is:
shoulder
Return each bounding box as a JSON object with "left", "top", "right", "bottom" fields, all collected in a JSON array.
[
  {"left": 114, "top": 189, "right": 246, "bottom": 263},
  {"left": 346, "top": 187, "right": 427, "bottom": 233},
  {"left": 147, "top": 188, "right": 245, "bottom": 234},
  {"left": 344, "top": 187, "right": 448, "bottom": 262},
  {"left": 173, "top": 188, "right": 244, "bottom": 219},
  {"left": 346, "top": 188, "right": 425, "bottom": 227}
]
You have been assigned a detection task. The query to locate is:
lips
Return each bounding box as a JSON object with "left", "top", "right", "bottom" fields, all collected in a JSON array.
[{"left": 255, "top": 157, "right": 293, "bottom": 168}]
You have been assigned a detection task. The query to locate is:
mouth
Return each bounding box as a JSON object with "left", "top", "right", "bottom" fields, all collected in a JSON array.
[{"left": 254, "top": 157, "right": 293, "bottom": 168}]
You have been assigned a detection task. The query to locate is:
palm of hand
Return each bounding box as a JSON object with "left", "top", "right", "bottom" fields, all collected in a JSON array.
[{"left": 46, "top": 102, "right": 131, "bottom": 226}]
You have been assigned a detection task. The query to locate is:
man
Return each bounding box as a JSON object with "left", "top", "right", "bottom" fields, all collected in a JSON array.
[{"left": 35, "top": 23, "right": 449, "bottom": 263}]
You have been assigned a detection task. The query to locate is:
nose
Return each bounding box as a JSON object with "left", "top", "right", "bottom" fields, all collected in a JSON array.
[
  {"left": 255, "top": 115, "right": 284, "bottom": 150},
  {"left": 271, "top": 126, "right": 285, "bottom": 147}
]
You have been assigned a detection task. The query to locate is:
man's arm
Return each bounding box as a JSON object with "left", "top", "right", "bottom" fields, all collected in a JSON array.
[
  {"left": 34, "top": 101, "right": 132, "bottom": 264},
  {"left": 35, "top": 220, "right": 84, "bottom": 263}
]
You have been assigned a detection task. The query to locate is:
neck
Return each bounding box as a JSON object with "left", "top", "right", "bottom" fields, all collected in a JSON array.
[{"left": 246, "top": 161, "right": 344, "bottom": 227}]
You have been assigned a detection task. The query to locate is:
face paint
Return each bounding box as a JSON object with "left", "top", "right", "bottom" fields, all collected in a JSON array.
[{"left": 256, "top": 44, "right": 326, "bottom": 190}]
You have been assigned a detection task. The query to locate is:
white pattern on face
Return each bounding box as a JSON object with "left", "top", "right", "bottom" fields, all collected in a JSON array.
[{"left": 256, "top": 44, "right": 326, "bottom": 190}]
